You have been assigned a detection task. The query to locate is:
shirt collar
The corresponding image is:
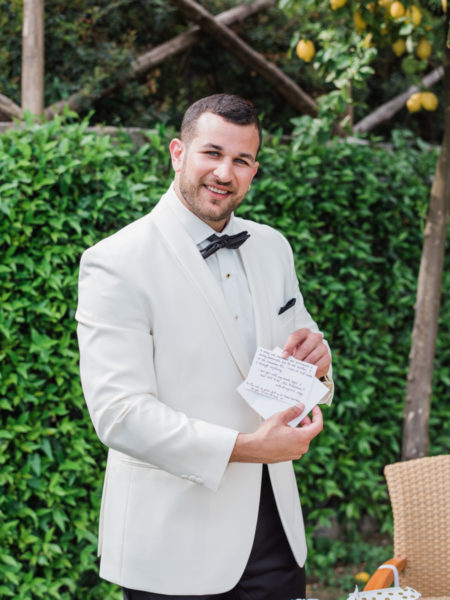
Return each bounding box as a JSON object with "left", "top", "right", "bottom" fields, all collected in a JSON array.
[{"left": 165, "top": 182, "right": 235, "bottom": 246}]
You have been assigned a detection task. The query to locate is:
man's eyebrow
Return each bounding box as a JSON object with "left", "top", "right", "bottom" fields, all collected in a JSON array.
[{"left": 200, "top": 143, "right": 255, "bottom": 162}]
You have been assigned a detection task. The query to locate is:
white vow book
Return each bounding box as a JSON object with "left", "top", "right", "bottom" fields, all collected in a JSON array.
[{"left": 237, "top": 347, "right": 329, "bottom": 427}]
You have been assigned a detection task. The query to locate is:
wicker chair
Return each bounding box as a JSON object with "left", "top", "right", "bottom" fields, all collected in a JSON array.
[{"left": 363, "top": 454, "right": 450, "bottom": 600}]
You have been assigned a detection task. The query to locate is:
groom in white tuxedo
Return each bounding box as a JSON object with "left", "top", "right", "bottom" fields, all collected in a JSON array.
[{"left": 76, "top": 94, "right": 333, "bottom": 600}]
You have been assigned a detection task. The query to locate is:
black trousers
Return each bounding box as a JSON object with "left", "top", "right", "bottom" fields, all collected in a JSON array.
[{"left": 123, "top": 466, "right": 306, "bottom": 600}]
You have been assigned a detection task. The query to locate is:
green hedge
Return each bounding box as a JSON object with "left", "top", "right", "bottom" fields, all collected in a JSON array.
[{"left": 0, "top": 116, "right": 448, "bottom": 598}]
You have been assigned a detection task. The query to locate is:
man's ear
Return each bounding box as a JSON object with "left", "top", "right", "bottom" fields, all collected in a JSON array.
[{"left": 169, "top": 138, "right": 184, "bottom": 173}]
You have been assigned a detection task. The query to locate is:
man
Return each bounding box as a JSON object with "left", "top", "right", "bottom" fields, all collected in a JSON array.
[{"left": 76, "top": 94, "right": 333, "bottom": 600}]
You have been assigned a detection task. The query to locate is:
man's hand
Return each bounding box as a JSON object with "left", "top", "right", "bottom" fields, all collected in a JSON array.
[
  {"left": 230, "top": 404, "right": 323, "bottom": 463},
  {"left": 282, "top": 328, "right": 331, "bottom": 379}
]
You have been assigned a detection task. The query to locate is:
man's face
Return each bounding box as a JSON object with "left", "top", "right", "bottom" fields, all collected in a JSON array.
[{"left": 170, "top": 112, "right": 259, "bottom": 232}]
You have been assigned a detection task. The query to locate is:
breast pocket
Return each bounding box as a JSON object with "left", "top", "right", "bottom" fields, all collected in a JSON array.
[{"left": 275, "top": 299, "right": 296, "bottom": 345}]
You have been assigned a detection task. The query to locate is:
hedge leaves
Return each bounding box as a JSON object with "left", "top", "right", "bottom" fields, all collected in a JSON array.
[{"left": 0, "top": 116, "right": 448, "bottom": 596}]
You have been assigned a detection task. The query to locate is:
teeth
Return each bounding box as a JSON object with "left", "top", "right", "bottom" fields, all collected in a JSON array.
[{"left": 206, "top": 185, "right": 228, "bottom": 195}]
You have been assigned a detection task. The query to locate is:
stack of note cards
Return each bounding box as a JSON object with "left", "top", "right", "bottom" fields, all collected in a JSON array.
[{"left": 237, "top": 347, "right": 329, "bottom": 427}]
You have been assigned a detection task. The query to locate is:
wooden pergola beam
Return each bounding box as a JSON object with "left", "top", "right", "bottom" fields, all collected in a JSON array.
[
  {"left": 44, "top": 0, "right": 276, "bottom": 119},
  {"left": 22, "top": 0, "right": 44, "bottom": 115},
  {"left": 353, "top": 66, "right": 444, "bottom": 134},
  {"left": 169, "top": 0, "right": 318, "bottom": 117}
]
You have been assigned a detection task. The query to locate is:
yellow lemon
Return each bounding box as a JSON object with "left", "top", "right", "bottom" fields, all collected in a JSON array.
[
  {"left": 421, "top": 91, "right": 439, "bottom": 110},
  {"left": 296, "top": 39, "right": 315, "bottom": 63},
  {"left": 405, "top": 5, "right": 422, "bottom": 25},
  {"left": 392, "top": 38, "right": 406, "bottom": 55},
  {"left": 330, "top": 0, "right": 348, "bottom": 9},
  {"left": 354, "top": 572, "right": 371, "bottom": 584},
  {"left": 443, "top": 0, "right": 447, "bottom": 13},
  {"left": 406, "top": 92, "right": 422, "bottom": 112},
  {"left": 354, "top": 10, "right": 368, "bottom": 32},
  {"left": 390, "top": 1, "right": 405, "bottom": 17},
  {"left": 378, "top": 0, "right": 391, "bottom": 6},
  {"left": 416, "top": 38, "right": 432, "bottom": 59},
  {"left": 367, "top": 2, "right": 376, "bottom": 12}
]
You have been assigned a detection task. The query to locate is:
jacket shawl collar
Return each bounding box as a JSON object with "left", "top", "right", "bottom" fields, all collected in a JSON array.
[{"left": 151, "top": 191, "right": 253, "bottom": 380}]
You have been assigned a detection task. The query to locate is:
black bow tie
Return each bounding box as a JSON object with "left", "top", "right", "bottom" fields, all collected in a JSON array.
[{"left": 200, "top": 231, "right": 250, "bottom": 259}]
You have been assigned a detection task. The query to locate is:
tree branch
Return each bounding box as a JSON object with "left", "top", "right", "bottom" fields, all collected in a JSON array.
[
  {"left": 44, "top": 0, "right": 276, "bottom": 119},
  {"left": 0, "top": 94, "right": 24, "bottom": 120},
  {"left": 353, "top": 66, "right": 444, "bottom": 134},
  {"left": 402, "top": 15, "right": 450, "bottom": 460},
  {"left": 169, "top": 0, "right": 318, "bottom": 116}
]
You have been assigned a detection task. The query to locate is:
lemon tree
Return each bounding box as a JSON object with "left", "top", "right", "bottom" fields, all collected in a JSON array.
[{"left": 280, "top": 0, "right": 446, "bottom": 136}]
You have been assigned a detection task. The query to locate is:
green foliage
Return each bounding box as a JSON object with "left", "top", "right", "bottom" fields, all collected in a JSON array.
[
  {"left": 239, "top": 128, "right": 448, "bottom": 579},
  {"left": 0, "top": 0, "right": 302, "bottom": 130},
  {"left": 282, "top": 0, "right": 446, "bottom": 139},
  {"left": 0, "top": 115, "right": 171, "bottom": 599},
  {"left": 0, "top": 118, "right": 448, "bottom": 596}
]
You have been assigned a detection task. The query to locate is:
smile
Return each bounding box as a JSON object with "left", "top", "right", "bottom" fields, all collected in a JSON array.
[{"left": 205, "top": 185, "right": 230, "bottom": 195}]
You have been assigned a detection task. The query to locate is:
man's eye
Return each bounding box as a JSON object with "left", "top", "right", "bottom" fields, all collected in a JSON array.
[
  {"left": 206, "top": 151, "right": 220, "bottom": 157},
  {"left": 235, "top": 158, "right": 249, "bottom": 166}
]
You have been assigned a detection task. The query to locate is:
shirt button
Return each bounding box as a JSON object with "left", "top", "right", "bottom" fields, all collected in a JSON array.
[
  {"left": 226, "top": 273, "right": 231, "bottom": 278},
  {"left": 235, "top": 315, "right": 239, "bottom": 320}
]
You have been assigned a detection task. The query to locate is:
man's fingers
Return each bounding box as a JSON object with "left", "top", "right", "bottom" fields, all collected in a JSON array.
[
  {"left": 302, "top": 344, "right": 328, "bottom": 367},
  {"left": 314, "top": 354, "right": 331, "bottom": 379},
  {"left": 283, "top": 329, "right": 324, "bottom": 362},
  {"left": 282, "top": 328, "right": 309, "bottom": 357},
  {"left": 302, "top": 405, "right": 323, "bottom": 438},
  {"left": 301, "top": 346, "right": 331, "bottom": 379},
  {"left": 292, "top": 333, "right": 324, "bottom": 361}
]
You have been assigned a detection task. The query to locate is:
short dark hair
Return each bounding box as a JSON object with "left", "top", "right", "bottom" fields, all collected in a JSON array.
[{"left": 180, "top": 94, "right": 262, "bottom": 154}]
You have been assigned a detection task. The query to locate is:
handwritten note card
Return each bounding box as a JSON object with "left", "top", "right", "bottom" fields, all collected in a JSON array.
[
  {"left": 243, "top": 347, "right": 316, "bottom": 405},
  {"left": 237, "top": 347, "right": 329, "bottom": 426}
]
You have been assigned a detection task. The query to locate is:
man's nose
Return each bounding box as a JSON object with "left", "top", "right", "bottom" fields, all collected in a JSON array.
[{"left": 213, "top": 159, "right": 233, "bottom": 182}]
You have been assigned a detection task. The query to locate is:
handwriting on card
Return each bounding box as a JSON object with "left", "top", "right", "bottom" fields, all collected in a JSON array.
[{"left": 242, "top": 347, "right": 316, "bottom": 405}]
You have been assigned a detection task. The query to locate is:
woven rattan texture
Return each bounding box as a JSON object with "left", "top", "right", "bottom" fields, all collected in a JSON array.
[{"left": 384, "top": 455, "right": 450, "bottom": 597}]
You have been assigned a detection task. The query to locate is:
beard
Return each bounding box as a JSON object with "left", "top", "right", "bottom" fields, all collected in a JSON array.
[{"left": 178, "top": 175, "right": 244, "bottom": 227}]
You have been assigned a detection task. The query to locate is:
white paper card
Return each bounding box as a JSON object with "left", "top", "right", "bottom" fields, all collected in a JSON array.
[{"left": 237, "top": 347, "right": 329, "bottom": 427}]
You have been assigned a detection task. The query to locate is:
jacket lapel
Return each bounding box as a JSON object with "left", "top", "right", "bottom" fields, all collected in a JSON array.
[{"left": 152, "top": 194, "right": 251, "bottom": 379}]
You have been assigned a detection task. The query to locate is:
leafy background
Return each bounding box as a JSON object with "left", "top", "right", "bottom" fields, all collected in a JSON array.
[
  {"left": 0, "top": 116, "right": 448, "bottom": 599},
  {"left": 0, "top": 0, "right": 445, "bottom": 141}
]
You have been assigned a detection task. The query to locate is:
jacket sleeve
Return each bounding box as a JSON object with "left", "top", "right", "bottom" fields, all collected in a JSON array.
[
  {"left": 282, "top": 234, "right": 335, "bottom": 406},
  {"left": 76, "top": 245, "right": 239, "bottom": 492}
]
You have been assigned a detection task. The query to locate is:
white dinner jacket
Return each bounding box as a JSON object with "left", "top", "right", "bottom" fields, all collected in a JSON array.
[{"left": 76, "top": 186, "right": 333, "bottom": 595}]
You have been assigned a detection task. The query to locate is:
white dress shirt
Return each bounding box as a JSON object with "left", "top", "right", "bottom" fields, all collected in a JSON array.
[{"left": 166, "top": 184, "right": 257, "bottom": 360}]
